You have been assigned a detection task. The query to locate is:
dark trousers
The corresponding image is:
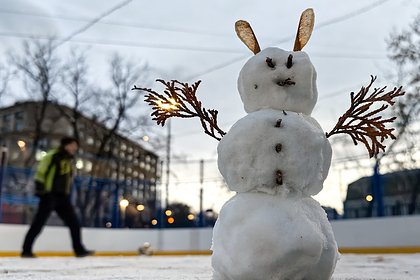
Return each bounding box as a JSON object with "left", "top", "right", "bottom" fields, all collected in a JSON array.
[{"left": 22, "top": 193, "right": 85, "bottom": 253}]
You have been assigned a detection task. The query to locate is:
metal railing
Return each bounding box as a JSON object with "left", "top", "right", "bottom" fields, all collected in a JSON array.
[{"left": 0, "top": 166, "right": 157, "bottom": 228}]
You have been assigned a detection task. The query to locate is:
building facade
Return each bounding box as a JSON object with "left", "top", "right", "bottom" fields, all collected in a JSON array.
[
  {"left": 0, "top": 101, "right": 159, "bottom": 227},
  {"left": 344, "top": 168, "right": 420, "bottom": 218}
]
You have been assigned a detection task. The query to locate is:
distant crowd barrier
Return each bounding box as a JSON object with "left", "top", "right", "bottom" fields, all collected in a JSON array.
[{"left": 0, "top": 166, "right": 157, "bottom": 228}]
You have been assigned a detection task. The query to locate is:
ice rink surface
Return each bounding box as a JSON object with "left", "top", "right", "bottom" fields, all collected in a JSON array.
[{"left": 1, "top": 254, "right": 419, "bottom": 279}]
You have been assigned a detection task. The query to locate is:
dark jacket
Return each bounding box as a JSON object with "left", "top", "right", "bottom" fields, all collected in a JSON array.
[{"left": 34, "top": 148, "right": 74, "bottom": 196}]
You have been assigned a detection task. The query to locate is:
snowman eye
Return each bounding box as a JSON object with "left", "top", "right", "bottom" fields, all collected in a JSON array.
[
  {"left": 286, "top": 54, "right": 293, "bottom": 69},
  {"left": 266, "top": 57, "right": 276, "bottom": 69}
]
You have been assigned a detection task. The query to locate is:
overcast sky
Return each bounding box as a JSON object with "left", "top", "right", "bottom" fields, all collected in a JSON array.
[{"left": 0, "top": 0, "right": 419, "bottom": 213}]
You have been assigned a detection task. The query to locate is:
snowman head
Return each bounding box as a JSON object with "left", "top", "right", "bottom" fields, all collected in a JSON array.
[
  {"left": 238, "top": 48, "right": 317, "bottom": 115},
  {"left": 235, "top": 9, "right": 317, "bottom": 115}
]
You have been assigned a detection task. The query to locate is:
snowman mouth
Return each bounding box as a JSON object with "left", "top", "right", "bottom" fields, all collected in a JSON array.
[{"left": 276, "top": 78, "right": 296, "bottom": 87}]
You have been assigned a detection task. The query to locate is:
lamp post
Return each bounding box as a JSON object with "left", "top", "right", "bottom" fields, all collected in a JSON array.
[
  {"left": 165, "top": 120, "right": 171, "bottom": 209},
  {"left": 0, "top": 145, "right": 8, "bottom": 223},
  {"left": 156, "top": 98, "right": 178, "bottom": 228},
  {"left": 199, "top": 159, "right": 204, "bottom": 227},
  {"left": 372, "top": 160, "right": 384, "bottom": 217},
  {"left": 119, "top": 198, "right": 129, "bottom": 228}
]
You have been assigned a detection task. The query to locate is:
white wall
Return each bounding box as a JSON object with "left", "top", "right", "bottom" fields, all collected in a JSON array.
[
  {"left": 1, "top": 215, "right": 420, "bottom": 254},
  {"left": 331, "top": 215, "right": 420, "bottom": 248},
  {"left": 0, "top": 224, "right": 213, "bottom": 253}
]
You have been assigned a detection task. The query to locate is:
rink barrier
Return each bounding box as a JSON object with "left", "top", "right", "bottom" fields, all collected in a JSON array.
[
  {"left": 338, "top": 247, "right": 420, "bottom": 254},
  {"left": 2, "top": 215, "right": 420, "bottom": 256},
  {"left": 0, "top": 224, "right": 214, "bottom": 257},
  {"left": 0, "top": 250, "right": 212, "bottom": 257}
]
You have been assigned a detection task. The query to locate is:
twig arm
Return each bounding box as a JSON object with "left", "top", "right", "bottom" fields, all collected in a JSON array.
[
  {"left": 133, "top": 79, "right": 226, "bottom": 141},
  {"left": 326, "top": 75, "right": 405, "bottom": 158}
]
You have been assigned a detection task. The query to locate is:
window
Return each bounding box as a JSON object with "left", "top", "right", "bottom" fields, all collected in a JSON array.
[
  {"left": 1, "top": 114, "right": 12, "bottom": 132},
  {"left": 14, "top": 112, "right": 25, "bottom": 131},
  {"left": 38, "top": 138, "right": 48, "bottom": 149}
]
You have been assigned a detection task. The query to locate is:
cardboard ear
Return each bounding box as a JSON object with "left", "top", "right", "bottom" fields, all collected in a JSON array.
[
  {"left": 293, "top": 8, "right": 315, "bottom": 51},
  {"left": 235, "top": 20, "right": 261, "bottom": 55}
]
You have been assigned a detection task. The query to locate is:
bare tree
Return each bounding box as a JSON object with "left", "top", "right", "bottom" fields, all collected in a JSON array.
[
  {"left": 76, "top": 54, "right": 149, "bottom": 226},
  {"left": 56, "top": 48, "right": 92, "bottom": 141},
  {"left": 94, "top": 53, "right": 149, "bottom": 162},
  {"left": 0, "top": 64, "right": 13, "bottom": 104},
  {"left": 10, "top": 39, "right": 61, "bottom": 166},
  {"left": 387, "top": 11, "right": 420, "bottom": 214}
]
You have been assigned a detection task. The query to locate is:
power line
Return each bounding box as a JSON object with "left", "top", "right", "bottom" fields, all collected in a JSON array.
[
  {"left": 314, "top": 0, "right": 390, "bottom": 30},
  {"left": 0, "top": 31, "right": 244, "bottom": 54},
  {"left": 53, "top": 0, "right": 134, "bottom": 49},
  {"left": 184, "top": 0, "right": 392, "bottom": 81},
  {"left": 0, "top": 8, "right": 236, "bottom": 39},
  {"left": 171, "top": 158, "right": 218, "bottom": 164}
]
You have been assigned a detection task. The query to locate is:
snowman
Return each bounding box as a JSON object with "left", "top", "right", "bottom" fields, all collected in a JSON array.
[
  {"left": 135, "top": 8, "right": 403, "bottom": 280},
  {"left": 211, "top": 10, "right": 339, "bottom": 280}
]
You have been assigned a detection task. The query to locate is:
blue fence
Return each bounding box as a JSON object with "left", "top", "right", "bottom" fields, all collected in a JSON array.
[{"left": 0, "top": 167, "right": 157, "bottom": 228}]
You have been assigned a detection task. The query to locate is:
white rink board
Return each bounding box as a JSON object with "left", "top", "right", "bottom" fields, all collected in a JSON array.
[
  {"left": 0, "top": 224, "right": 213, "bottom": 253},
  {"left": 331, "top": 215, "right": 420, "bottom": 249},
  {"left": 1, "top": 215, "right": 420, "bottom": 253}
]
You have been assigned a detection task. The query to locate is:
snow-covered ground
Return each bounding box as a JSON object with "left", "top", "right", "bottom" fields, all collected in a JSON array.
[{"left": 0, "top": 254, "right": 419, "bottom": 279}]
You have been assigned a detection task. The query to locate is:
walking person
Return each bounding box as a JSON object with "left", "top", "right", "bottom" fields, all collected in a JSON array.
[{"left": 22, "top": 137, "right": 94, "bottom": 258}]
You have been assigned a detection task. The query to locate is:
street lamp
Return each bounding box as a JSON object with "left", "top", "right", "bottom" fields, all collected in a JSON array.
[
  {"left": 199, "top": 159, "right": 204, "bottom": 227},
  {"left": 17, "top": 140, "right": 26, "bottom": 151},
  {"left": 119, "top": 199, "right": 129, "bottom": 227},
  {"left": 0, "top": 145, "right": 8, "bottom": 223},
  {"left": 156, "top": 98, "right": 179, "bottom": 213}
]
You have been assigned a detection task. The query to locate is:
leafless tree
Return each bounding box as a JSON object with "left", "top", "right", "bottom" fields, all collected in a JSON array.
[
  {"left": 77, "top": 54, "right": 150, "bottom": 226},
  {"left": 93, "top": 54, "right": 149, "bottom": 162},
  {"left": 386, "top": 11, "right": 420, "bottom": 214},
  {"left": 10, "top": 39, "right": 61, "bottom": 166},
  {"left": 0, "top": 64, "right": 13, "bottom": 104},
  {"left": 56, "top": 48, "right": 92, "bottom": 141}
]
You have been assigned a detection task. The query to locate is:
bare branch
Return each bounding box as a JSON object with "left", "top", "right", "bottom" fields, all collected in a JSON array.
[
  {"left": 133, "top": 79, "right": 226, "bottom": 141},
  {"left": 326, "top": 76, "right": 405, "bottom": 158}
]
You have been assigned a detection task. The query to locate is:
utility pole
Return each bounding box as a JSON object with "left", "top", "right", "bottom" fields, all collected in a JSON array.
[
  {"left": 372, "top": 160, "right": 384, "bottom": 217},
  {"left": 0, "top": 145, "right": 8, "bottom": 223},
  {"left": 165, "top": 120, "right": 171, "bottom": 209},
  {"left": 159, "top": 160, "right": 164, "bottom": 228},
  {"left": 199, "top": 159, "right": 204, "bottom": 227}
]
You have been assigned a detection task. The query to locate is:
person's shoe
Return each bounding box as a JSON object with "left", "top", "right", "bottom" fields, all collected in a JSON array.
[
  {"left": 75, "top": 250, "right": 95, "bottom": 258},
  {"left": 21, "top": 251, "right": 36, "bottom": 258}
]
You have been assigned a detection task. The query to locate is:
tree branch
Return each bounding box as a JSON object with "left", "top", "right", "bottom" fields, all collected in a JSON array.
[
  {"left": 133, "top": 79, "right": 226, "bottom": 141},
  {"left": 326, "top": 75, "right": 405, "bottom": 158}
]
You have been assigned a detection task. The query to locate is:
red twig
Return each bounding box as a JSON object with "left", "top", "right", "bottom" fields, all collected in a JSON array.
[
  {"left": 132, "top": 79, "right": 226, "bottom": 141},
  {"left": 326, "top": 75, "right": 405, "bottom": 158}
]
